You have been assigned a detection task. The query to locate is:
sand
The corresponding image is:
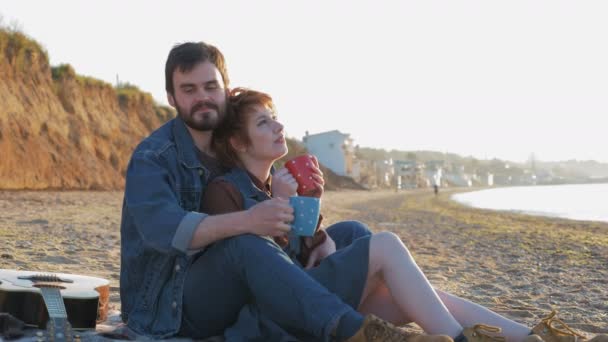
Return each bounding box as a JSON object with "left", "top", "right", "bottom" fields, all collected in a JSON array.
[{"left": 1, "top": 188, "right": 607, "bottom": 338}]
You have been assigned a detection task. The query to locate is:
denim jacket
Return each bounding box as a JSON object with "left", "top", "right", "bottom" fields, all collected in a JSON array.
[{"left": 120, "top": 117, "right": 209, "bottom": 338}]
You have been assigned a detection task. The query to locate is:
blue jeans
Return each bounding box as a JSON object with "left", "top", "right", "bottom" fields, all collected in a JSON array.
[{"left": 179, "top": 221, "right": 372, "bottom": 339}]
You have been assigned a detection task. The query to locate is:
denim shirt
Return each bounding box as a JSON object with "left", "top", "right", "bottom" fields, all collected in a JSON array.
[{"left": 120, "top": 117, "right": 209, "bottom": 338}]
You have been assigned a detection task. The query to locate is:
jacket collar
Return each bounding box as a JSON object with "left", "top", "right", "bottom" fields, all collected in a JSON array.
[
  {"left": 172, "top": 117, "right": 203, "bottom": 169},
  {"left": 246, "top": 169, "right": 272, "bottom": 196},
  {"left": 225, "top": 167, "right": 272, "bottom": 203}
]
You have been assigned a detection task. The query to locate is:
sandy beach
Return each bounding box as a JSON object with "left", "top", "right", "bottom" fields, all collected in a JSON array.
[{"left": 1, "top": 188, "right": 607, "bottom": 337}]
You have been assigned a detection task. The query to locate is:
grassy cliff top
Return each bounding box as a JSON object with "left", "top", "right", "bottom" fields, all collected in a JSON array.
[{"left": 1, "top": 25, "right": 166, "bottom": 108}]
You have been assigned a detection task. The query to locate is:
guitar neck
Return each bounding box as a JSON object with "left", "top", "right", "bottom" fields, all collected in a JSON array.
[
  {"left": 39, "top": 287, "right": 68, "bottom": 319},
  {"left": 39, "top": 286, "right": 73, "bottom": 342}
]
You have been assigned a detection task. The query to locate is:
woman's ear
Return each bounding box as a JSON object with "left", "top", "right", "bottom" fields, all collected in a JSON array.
[{"left": 230, "top": 136, "right": 247, "bottom": 153}]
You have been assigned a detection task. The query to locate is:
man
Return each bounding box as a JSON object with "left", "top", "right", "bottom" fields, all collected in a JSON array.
[{"left": 120, "top": 42, "right": 450, "bottom": 342}]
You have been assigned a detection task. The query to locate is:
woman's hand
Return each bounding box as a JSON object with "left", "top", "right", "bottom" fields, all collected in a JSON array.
[
  {"left": 309, "top": 156, "right": 325, "bottom": 198},
  {"left": 271, "top": 167, "right": 298, "bottom": 199},
  {"left": 305, "top": 231, "right": 336, "bottom": 269}
]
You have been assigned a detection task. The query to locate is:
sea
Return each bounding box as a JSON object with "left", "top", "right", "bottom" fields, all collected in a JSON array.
[{"left": 451, "top": 183, "right": 608, "bottom": 223}]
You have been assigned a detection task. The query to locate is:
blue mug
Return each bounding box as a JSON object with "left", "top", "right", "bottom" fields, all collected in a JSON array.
[{"left": 289, "top": 196, "right": 321, "bottom": 236}]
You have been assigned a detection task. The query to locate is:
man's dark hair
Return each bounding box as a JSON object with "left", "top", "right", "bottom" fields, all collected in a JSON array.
[{"left": 165, "top": 42, "right": 229, "bottom": 95}]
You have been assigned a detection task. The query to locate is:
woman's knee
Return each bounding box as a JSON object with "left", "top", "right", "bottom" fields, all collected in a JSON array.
[
  {"left": 372, "top": 231, "right": 400, "bottom": 244},
  {"left": 371, "top": 232, "right": 413, "bottom": 259}
]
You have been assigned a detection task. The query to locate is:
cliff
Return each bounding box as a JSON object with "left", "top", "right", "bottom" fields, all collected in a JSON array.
[
  {"left": 0, "top": 29, "right": 363, "bottom": 191},
  {"left": 0, "top": 28, "right": 174, "bottom": 189}
]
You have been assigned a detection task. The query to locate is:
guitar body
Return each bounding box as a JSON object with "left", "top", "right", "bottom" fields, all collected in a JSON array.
[{"left": 0, "top": 269, "right": 109, "bottom": 329}]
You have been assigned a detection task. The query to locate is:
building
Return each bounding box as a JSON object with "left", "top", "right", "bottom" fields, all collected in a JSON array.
[
  {"left": 376, "top": 159, "right": 395, "bottom": 188},
  {"left": 303, "top": 130, "right": 355, "bottom": 176},
  {"left": 443, "top": 165, "right": 473, "bottom": 187},
  {"left": 351, "top": 159, "right": 374, "bottom": 186},
  {"left": 394, "top": 160, "right": 425, "bottom": 189}
]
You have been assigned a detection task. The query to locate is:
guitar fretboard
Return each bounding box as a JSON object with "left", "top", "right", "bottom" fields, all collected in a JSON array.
[{"left": 39, "top": 287, "right": 68, "bottom": 319}]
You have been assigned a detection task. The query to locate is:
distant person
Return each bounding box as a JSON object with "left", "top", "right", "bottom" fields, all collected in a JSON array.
[
  {"left": 203, "top": 87, "right": 608, "bottom": 342},
  {"left": 434, "top": 184, "right": 439, "bottom": 195},
  {"left": 119, "top": 41, "right": 441, "bottom": 342}
]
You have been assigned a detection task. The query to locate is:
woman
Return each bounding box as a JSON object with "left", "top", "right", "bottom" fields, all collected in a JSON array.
[{"left": 202, "top": 87, "right": 605, "bottom": 342}]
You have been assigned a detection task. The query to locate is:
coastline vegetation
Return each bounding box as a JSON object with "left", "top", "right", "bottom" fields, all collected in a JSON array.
[{"left": 1, "top": 21, "right": 167, "bottom": 109}]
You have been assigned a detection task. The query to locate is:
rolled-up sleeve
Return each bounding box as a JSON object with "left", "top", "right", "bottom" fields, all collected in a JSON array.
[
  {"left": 172, "top": 211, "right": 207, "bottom": 254},
  {"left": 125, "top": 150, "right": 203, "bottom": 255}
]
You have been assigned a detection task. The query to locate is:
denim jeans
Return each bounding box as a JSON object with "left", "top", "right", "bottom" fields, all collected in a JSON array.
[{"left": 180, "top": 221, "right": 372, "bottom": 339}]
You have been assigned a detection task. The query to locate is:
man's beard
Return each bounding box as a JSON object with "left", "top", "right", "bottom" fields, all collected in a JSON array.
[{"left": 177, "top": 101, "right": 222, "bottom": 132}]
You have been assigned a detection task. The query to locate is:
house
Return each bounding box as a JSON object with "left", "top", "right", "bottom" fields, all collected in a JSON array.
[
  {"left": 303, "top": 130, "right": 355, "bottom": 176},
  {"left": 394, "top": 160, "right": 425, "bottom": 189},
  {"left": 443, "top": 165, "right": 473, "bottom": 187},
  {"left": 351, "top": 159, "right": 375, "bottom": 186}
]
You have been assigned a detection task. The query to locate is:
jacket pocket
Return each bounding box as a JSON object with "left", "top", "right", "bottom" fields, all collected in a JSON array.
[{"left": 178, "top": 187, "right": 200, "bottom": 211}]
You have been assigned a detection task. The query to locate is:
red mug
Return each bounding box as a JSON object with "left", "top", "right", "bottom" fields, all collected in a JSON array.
[{"left": 285, "top": 155, "right": 320, "bottom": 197}]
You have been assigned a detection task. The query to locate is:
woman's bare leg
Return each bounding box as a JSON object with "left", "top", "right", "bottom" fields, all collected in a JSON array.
[
  {"left": 358, "top": 278, "right": 412, "bottom": 325},
  {"left": 436, "top": 289, "right": 531, "bottom": 342},
  {"left": 357, "top": 232, "right": 532, "bottom": 342},
  {"left": 359, "top": 232, "right": 463, "bottom": 337}
]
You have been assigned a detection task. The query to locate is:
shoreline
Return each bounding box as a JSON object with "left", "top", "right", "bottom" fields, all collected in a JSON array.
[
  {"left": 1, "top": 189, "right": 607, "bottom": 335},
  {"left": 324, "top": 188, "right": 608, "bottom": 334},
  {"left": 451, "top": 183, "right": 608, "bottom": 224}
]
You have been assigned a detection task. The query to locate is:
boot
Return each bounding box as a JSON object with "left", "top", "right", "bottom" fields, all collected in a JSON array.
[
  {"left": 462, "top": 324, "right": 506, "bottom": 342},
  {"left": 524, "top": 335, "right": 545, "bottom": 342},
  {"left": 523, "top": 334, "right": 608, "bottom": 342},
  {"left": 532, "top": 310, "right": 588, "bottom": 342},
  {"left": 345, "top": 314, "right": 454, "bottom": 342},
  {"left": 589, "top": 336, "right": 608, "bottom": 342}
]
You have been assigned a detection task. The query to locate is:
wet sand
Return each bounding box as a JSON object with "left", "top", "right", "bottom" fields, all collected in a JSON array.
[{"left": 1, "top": 188, "right": 606, "bottom": 337}]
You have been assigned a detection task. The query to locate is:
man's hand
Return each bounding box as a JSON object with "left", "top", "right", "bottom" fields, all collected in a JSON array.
[
  {"left": 246, "top": 198, "right": 294, "bottom": 236},
  {"left": 305, "top": 232, "right": 336, "bottom": 269},
  {"left": 271, "top": 167, "right": 298, "bottom": 199}
]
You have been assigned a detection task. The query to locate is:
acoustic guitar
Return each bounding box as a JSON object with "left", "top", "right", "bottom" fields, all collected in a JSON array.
[{"left": 0, "top": 269, "right": 109, "bottom": 335}]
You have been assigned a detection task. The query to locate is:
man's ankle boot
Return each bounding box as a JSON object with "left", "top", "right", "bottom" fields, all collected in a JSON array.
[{"left": 345, "top": 314, "right": 454, "bottom": 342}]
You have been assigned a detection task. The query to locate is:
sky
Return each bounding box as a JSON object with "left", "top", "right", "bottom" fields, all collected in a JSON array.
[{"left": 2, "top": 1, "right": 607, "bottom": 163}]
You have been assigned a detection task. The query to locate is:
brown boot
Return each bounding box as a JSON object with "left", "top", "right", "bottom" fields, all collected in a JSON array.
[
  {"left": 462, "top": 324, "right": 506, "bottom": 342},
  {"left": 589, "top": 336, "right": 608, "bottom": 342},
  {"left": 532, "top": 310, "right": 588, "bottom": 342},
  {"left": 345, "top": 314, "right": 454, "bottom": 342},
  {"left": 524, "top": 335, "right": 545, "bottom": 342}
]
